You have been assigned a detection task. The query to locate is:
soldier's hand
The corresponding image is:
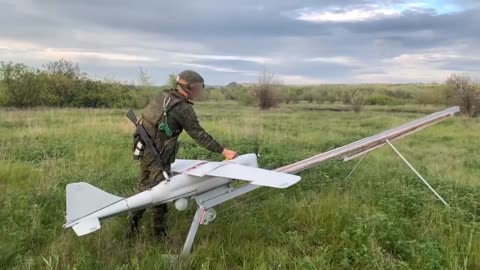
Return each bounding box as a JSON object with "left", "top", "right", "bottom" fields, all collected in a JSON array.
[{"left": 222, "top": 149, "right": 238, "bottom": 160}]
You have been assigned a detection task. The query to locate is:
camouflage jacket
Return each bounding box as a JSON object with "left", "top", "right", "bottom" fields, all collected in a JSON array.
[
  {"left": 162, "top": 90, "right": 224, "bottom": 153},
  {"left": 141, "top": 89, "right": 224, "bottom": 167}
]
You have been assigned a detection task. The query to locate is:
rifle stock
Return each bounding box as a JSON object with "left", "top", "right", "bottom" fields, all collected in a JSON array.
[
  {"left": 126, "top": 109, "right": 137, "bottom": 124},
  {"left": 125, "top": 109, "right": 170, "bottom": 180}
]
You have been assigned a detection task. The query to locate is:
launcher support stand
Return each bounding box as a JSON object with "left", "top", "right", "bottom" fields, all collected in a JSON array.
[
  {"left": 179, "top": 108, "right": 459, "bottom": 257},
  {"left": 386, "top": 139, "right": 450, "bottom": 207},
  {"left": 181, "top": 139, "right": 451, "bottom": 257},
  {"left": 180, "top": 183, "right": 261, "bottom": 257},
  {"left": 181, "top": 208, "right": 204, "bottom": 257}
]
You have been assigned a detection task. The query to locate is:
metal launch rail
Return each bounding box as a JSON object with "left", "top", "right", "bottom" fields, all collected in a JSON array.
[{"left": 181, "top": 106, "right": 460, "bottom": 256}]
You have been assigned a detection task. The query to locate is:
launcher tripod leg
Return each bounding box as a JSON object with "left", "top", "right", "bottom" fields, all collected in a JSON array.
[
  {"left": 386, "top": 139, "right": 450, "bottom": 208},
  {"left": 343, "top": 152, "right": 368, "bottom": 182},
  {"left": 181, "top": 207, "right": 204, "bottom": 257},
  {"left": 179, "top": 184, "right": 258, "bottom": 257}
]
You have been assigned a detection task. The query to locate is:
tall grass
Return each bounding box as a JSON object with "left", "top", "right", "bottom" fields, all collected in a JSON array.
[{"left": 0, "top": 104, "right": 479, "bottom": 269}]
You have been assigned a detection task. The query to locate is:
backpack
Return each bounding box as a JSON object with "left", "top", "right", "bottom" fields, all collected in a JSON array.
[{"left": 132, "top": 90, "right": 185, "bottom": 168}]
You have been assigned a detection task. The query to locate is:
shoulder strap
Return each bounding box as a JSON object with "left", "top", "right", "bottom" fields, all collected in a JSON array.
[
  {"left": 158, "top": 91, "right": 187, "bottom": 137},
  {"left": 164, "top": 90, "right": 187, "bottom": 112}
]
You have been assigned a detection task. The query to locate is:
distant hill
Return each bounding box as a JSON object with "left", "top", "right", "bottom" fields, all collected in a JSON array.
[{"left": 226, "top": 82, "right": 241, "bottom": 88}]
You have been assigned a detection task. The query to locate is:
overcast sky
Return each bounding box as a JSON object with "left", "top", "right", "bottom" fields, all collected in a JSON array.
[{"left": 1, "top": 0, "right": 479, "bottom": 85}]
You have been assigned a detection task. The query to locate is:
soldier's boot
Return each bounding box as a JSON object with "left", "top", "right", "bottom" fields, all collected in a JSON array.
[
  {"left": 126, "top": 209, "right": 145, "bottom": 240},
  {"left": 152, "top": 204, "right": 168, "bottom": 241}
]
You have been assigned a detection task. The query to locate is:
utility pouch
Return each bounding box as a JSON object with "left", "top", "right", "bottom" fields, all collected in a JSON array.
[{"left": 132, "top": 130, "right": 145, "bottom": 160}]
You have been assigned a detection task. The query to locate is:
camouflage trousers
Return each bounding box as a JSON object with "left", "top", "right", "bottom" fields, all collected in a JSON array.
[{"left": 127, "top": 149, "right": 168, "bottom": 239}]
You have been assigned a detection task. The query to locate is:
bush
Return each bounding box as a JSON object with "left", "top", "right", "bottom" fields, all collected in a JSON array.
[
  {"left": 343, "top": 88, "right": 372, "bottom": 113},
  {"left": 44, "top": 59, "right": 85, "bottom": 106},
  {"left": 385, "top": 89, "right": 413, "bottom": 100},
  {"left": 0, "top": 82, "right": 6, "bottom": 106},
  {"left": 208, "top": 90, "right": 226, "bottom": 102},
  {"left": 237, "top": 90, "right": 256, "bottom": 106},
  {"left": 255, "top": 70, "right": 280, "bottom": 110},
  {"left": 0, "top": 62, "right": 49, "bottom": 107},
  {"left": 446, "top": 73, "right": 480, "bottom": 117},
  {"left": 300, "top": 89, "right": 316, "bottom": 103},
  {"left": 414, "top": 88, "right": 447, "bottom": 106},
  {"left": 282, "top": 87, "right": 302, "bottom": 104},
  {"left": 0, "top": 60, "right": 142, "bottom": 108},
  {"left": 366, "top": 94, "right": 396, "bottom": 106}
]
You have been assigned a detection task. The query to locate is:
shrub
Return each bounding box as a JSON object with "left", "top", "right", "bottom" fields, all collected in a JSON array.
[
  {"left": 0, "top": 62, "right": 48, "bottom": 107},
  {"left": 446, "top": 73, "right": 480, "bottom": 117},
  {"left": 385, "top": 89, "right": 413, "bottom": 100},
  {"left": 164, "top": 73, "right": 177, "bottom": 88},
  {"left": 343, "top": 88, "right": 372, "bottom": 113},
  {"left": 255, "top": 70, "right": 280, "bottom": 110},
  {"left": 0, "top": 82, "right": 6, "bottom": 106},
  {"left": 0, "top": 60, "right": 143, "bottom": 108},
  {"left": 208, "top": 90, "right": 226, "bottom": 102},
  {"left": 283, "top": 87, "right": 302, "bottom": 104},
  {"left": 238, "top": 90, "right": 256, "bottom": 106},
  {"left": 300, "top": 89, "right": 316, "bottom": 103},
  {"left": 366, "top": 94, "right": 396, "bottom": 106},
  {"left": 44, "top": 59, "right": 85, "bottom": 106}
]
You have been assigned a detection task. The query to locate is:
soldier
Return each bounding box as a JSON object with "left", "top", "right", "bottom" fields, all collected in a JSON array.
[{"left": 127, "top": 70, "right": 238, "bottom": 240}]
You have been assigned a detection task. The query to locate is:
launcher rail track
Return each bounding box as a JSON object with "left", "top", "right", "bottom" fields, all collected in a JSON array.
[{"left": 181, "top": 106, "right": 460, "bottom": 256}]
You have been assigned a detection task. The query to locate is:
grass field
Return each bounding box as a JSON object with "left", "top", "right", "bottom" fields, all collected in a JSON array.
[{"left": 1, "top": 103, "right": 479, "bottom": 269}]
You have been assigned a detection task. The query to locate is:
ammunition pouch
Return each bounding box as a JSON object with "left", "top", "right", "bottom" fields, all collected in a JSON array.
[{"left": 132, "top": 129, "right": 145, "bottom": 160}]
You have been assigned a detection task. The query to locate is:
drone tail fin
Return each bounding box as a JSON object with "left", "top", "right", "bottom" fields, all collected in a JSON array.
[{"left": 65, "top": 182, "right": 124, "bottom": 224}]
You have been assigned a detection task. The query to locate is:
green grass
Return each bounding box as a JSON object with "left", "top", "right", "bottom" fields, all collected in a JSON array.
[{"left": 0, "top": 104, "right": 479, "bottom": 269}]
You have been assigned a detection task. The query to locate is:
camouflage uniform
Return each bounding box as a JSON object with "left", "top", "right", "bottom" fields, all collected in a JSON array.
[{"left": 127, "top": 88, "right": 223, "bottom": 239}]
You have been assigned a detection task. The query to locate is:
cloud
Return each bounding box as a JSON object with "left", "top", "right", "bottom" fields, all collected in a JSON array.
[
  {"left": 305, "top": 56, "right": 362, "bottom": 66},
  {"left": 354, "top": 47, "right": 480, "bottom": 83},
  {"left": 38, "top": 49, "right": 155, "bottom": 62},
  {"left": 276, "top": 74, "right": 325, "bottom": 85},
  {"left": 172, "top": 53, "right": 271, "bottom": 64},
  {"left": 175, "top": 63, "right": 257, "bottom": 74},
  {"left": 0, "top": 39, "right": 157, "bottom": 64},
  {"left": 293, "top": 0, "right": 463, "bottom": 23},
  {"left": 391, "top": 53, "right": 456, "bottom": 64},
  {"left": 296, "top": 5, "right": 401, "bottom": 23}
]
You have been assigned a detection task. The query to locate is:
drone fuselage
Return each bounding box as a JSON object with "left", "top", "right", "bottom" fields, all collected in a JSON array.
[{"left": 63, "top": 154, "right": 258, "bottom": 235}]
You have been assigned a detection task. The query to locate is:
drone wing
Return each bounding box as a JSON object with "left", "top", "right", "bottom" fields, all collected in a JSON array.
[
  {"left": 171, "top": 159, "right": 208, "bottom": 173},
  {"left": 171, "top": 159, "right": 300, "bottom": 189},
  {"left": 205, "top": 163, "right": 301, "bottom": 188}
]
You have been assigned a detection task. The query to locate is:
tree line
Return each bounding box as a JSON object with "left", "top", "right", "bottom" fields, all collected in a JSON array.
[
  {"left": 1, "top": 60, "right": 478, "bottom": 117},
  {"left": 203, "top": 71, "right": 480, "bottom": 116},
  {"left": 0, "top": 60, "right": 148, "bottom": 108}
]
